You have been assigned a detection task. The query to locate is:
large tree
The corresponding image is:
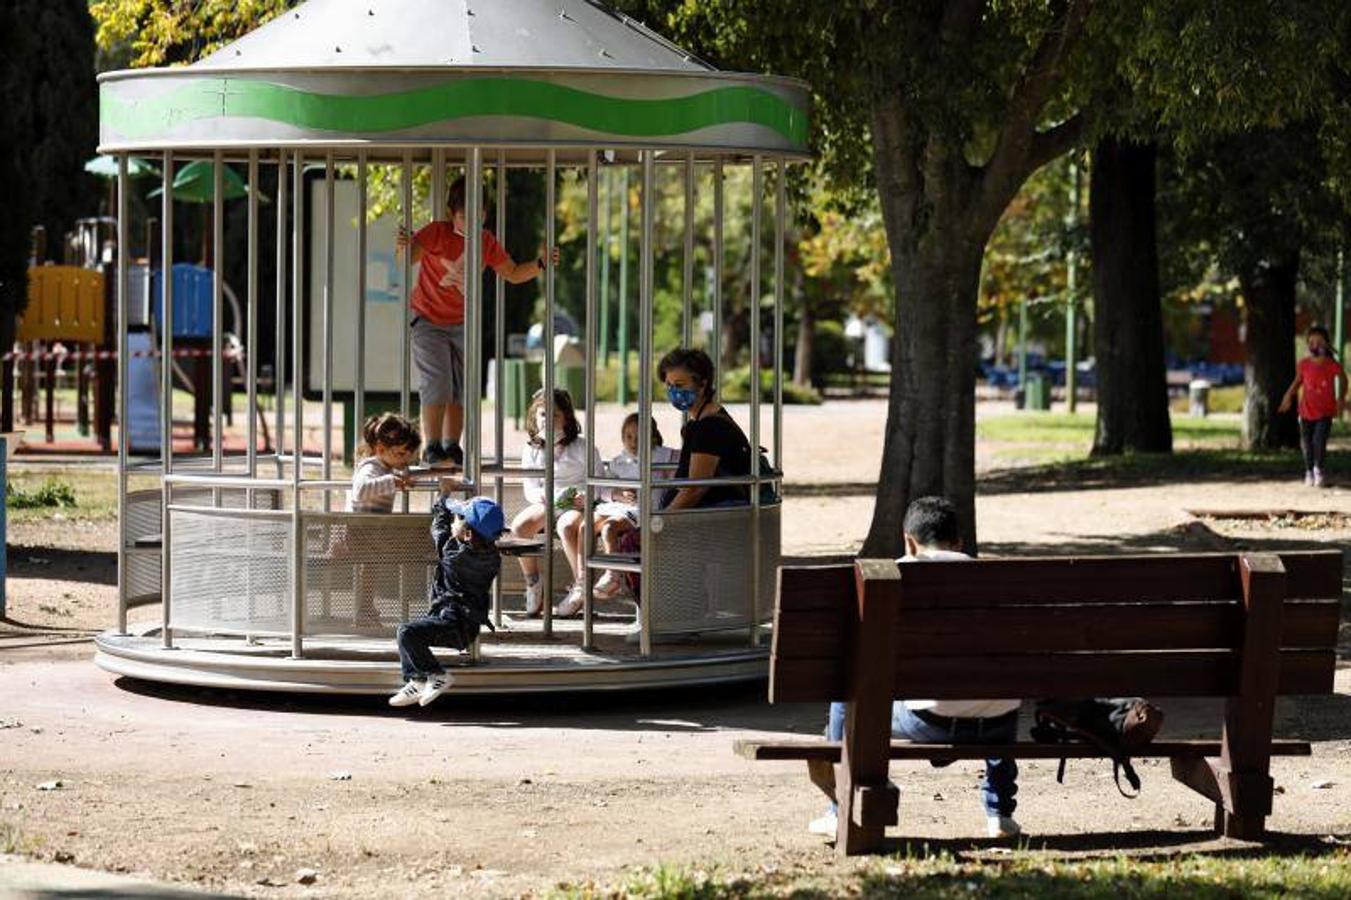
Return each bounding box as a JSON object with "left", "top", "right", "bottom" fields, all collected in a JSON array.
[{"left": 620, "top": 0, "right": 1338, "bottom": 553}]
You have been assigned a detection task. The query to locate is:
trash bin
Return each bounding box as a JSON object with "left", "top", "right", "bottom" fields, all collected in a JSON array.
[
  {"left": 1024, "top": 372, "right": 1050, "bottom": 411},
  {"left": 1189, "top": 379, "right": 1211, "bottom": 418}
]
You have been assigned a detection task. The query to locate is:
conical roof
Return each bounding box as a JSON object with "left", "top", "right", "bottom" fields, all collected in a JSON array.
[{"left": 197, "top": 0, "right": 710, "bottom": 72}]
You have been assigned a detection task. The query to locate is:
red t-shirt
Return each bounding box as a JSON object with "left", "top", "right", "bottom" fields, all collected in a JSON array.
[
  {"left": 411, "top": 222, "right": 511, "bottom": 326},
  {"left": 1297, "top": 356, "right": 1344, "bottom": 420}
]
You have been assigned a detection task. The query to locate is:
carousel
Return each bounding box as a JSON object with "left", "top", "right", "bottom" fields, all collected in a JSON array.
[{"left": 94, "top": 0, "right": 809, "bottom": 694}]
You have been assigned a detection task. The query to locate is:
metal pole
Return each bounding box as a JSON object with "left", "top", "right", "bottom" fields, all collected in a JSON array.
[
  {"left": 211, "top": 151, "right": 224, "bottom": 476},
  {"left": 617, "top": 167, "right": 631, "bottom": 406},
  {"left": 432, "top": 149, "right": 446, "bottom": 225},
  {"left": 749, "top": 156, "right": 763, "bottom": 647},
  {"left": 355, "top": 153, "right": 368, "bottom": 444},
  {"left": 713, "top": 158, "right": 725, "bottom": 395},
  {"left": 683, "top": 151, "right": 695, "bottom": 349},
  {"left": 0, "top": 435, "right": 5, "bottom": 618},
  {"left": 583, "top": 151, "right": 599, "bottom": 650},
  {"left": 291, "top": 153, "right": 306, "bottom": 659},
  {"left": 465, "top": 147, "right": 482, "bottom": 486},
  {"left": 115, "top": 155, "right": 130, "bottom": 633},
  {"left": 1065, "top": 156, "right": 1081, "bottom": 413},
  {"left": 493, "top": 150, "right": 506, "bottom": 630},
  {"left": 322, "top": 154, "right": 335, "bottom": 504},
  {"left": 1017, "top": 296, "right": 1029, "bottom": 402},
  {"left": 1336, "top": 248, "right": 1346, "bottom": 399},
  {"left": 400, "top": 153, "right": 413, "bottom": 421},
  {"left": 637, "top": 151, "right": 656, "bottom": 657},
  {"left": 246, "top": 151, "right": 259, "bottom": 479},
  {"left": 599, "top": 167, "right": 611, "bottom": 366},
  {"left": 774, "top": 158, "right": 786, "bottom": 473},
  {"left": 160, "top": 150, "right": 174, "bottom": 649},
  {"left": 274, "top": 150, "right": 288, "bottom": 477},
  {"left": 542, "top": 150, "right": 557, "bottom": 638}
]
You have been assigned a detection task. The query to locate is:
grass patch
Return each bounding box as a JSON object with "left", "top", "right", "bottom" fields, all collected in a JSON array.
[
  {"left": 4, "top": 467, "right": 118, "bottom": 523},
  {"left": 558, "top": 852, "right": 1351, "bottom": 899},
  {"left": 6, "top": 476, "right": 78, "bottom": 509},
  {"left": 977, "top": 412, "right": 1242, "bottom": 449}
]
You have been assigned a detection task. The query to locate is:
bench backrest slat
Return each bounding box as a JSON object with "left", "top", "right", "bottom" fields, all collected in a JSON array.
[{"left": 768, "top": 550, "right": 1342, "bottom": 704}]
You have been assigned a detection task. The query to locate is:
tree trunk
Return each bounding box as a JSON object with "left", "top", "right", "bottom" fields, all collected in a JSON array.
[
  {"left": 1090, "top": 138, "right": 1173, "bottom": 455},
  {"left": 793, "top": 306, "right": 813, "bottom": 387},
  {"left": 1239, "top": 255, "right": 1300, "bottom": 450}
]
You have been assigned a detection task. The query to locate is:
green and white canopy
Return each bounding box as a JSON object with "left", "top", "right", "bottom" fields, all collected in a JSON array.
[{"left": 97, "top": 0, "right": 810, "bottom": 162}]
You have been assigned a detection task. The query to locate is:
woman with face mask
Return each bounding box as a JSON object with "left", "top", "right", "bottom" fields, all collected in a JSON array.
[
  {"left": 1278, "top": 325, "right": 1347, "bottom": 487},
  {"left": 656, "top": 347, "right": 754, "bottom": 511},
  {"left": 511, "top": 388, "right": 602, "bottom": 617}
]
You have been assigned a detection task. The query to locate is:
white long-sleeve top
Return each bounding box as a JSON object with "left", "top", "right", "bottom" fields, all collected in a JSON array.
[
  {"left": 602, "top": 446, "right": 680, "bottom": 501},
  {"left": 347, "top": 456, "right": 400, "bottom": 513},
  {"left": 521, "top": 437, "right": 601, "bottom": 505}
]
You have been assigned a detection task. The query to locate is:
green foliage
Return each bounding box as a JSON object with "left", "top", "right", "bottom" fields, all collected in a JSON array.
[
  {"left": 90, "top": 0, "right": 298, "bottom": 67},
  {"left": 7, "top": 476, "right": 78, "bottom": 510},
  {"left": 810, "top": 319, "right": 851, "bottom": 377},
  {"left": 720, "top": 367, "right": 821, "bottom": 405}
]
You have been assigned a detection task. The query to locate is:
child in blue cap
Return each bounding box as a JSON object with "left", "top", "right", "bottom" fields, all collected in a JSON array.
[{"left": 389, "top": 494, "right": 506, "bottom": 708}]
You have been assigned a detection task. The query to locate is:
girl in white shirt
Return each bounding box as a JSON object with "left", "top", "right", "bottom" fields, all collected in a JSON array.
[
  {"left": 592, "top": 414, "right": 678, "bottom": 601},
  {"left": 512, "top": 388, "right": 601, "bottom": 617}
]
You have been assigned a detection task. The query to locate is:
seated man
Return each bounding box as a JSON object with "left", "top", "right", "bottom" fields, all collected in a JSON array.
[{"left": 809, "top": 496, "right": 1022, "bottom": 840}]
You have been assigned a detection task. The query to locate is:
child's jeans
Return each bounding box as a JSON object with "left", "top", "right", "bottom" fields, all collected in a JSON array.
[
  {"left": 826, "top": 701, "right": 1019, "bottom": 818},
  {"left": 396, "top": 604, "right": 477, "bottom": 681},
  {"left": 1300, "top": 417, "right": 1332, "bottom": 472}
]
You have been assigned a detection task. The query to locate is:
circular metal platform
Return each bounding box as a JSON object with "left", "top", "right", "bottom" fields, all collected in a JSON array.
[{"left": 95, "top": 619, "right": 768, "bottom": 695}]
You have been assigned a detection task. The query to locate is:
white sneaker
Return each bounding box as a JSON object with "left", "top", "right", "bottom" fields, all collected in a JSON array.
[
  {"left": 522, "top": 579, "right": 544, "bottom": 617},
  {"left": 807, "top": 811, "right": 838, "bottom": 837},
  {"left": 418, "top": 672, "right": 454, "bottom": 706},
  {"left": 554, "top": 584, "right": 585, "bottom": 618},
  {"left": 1312, "top": 467, "right": 1325, "bottom": 488},
  {"left": 388, "top": 679, "right": 425, "bottom": 708},
  {"left": 1305, "top": 470, "right": 1315, "bottom": 486},
  {"left": 987, "top": 815, "right": 1021, "bottom": 838}
]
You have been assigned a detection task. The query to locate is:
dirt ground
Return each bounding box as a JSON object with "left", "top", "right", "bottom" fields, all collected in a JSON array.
[{"left": 2, "top": 401, "right": 1350, "bottom": 897}]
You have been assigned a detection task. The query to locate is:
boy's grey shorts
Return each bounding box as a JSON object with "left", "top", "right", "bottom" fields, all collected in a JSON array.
[{"left": 410, "top": 318, "right": 464, "bottom": 406}]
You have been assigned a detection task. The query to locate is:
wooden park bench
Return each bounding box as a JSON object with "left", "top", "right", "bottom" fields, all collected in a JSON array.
[{"left": 735, "top": 550, "right": 1343, "bottom": 854}]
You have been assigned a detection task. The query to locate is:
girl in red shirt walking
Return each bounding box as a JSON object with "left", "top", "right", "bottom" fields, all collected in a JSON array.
[{"left": 1278, "top": 326, "right": 1347, "bottom": 487}]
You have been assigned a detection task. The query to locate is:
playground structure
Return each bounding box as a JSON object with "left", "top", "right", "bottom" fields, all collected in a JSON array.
[{"left": 93, "top": 0, "right": 809, "bottom": 694}]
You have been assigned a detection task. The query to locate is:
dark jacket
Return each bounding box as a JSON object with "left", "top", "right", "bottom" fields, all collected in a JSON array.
[{"left": 428, "top": 497, "right": 501, "bottom": 628}]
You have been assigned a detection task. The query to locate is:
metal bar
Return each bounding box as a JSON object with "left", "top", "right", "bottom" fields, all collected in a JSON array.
[
  {"left": 542, "top": 150, "right": 557, "bottom": 638},
  {"left": 583, "top": 150, "right": 599, "bottom": 650},
  {"left": 274, "top": 150, "right": 288, "bottom": 479},
  {"left": 683, "top": 150, "right": 695, "bottom": 348},
  {"left": 432, "top": 149, "right": 446, "bottom": 224},
  {"left": 617, "top": 166, "right": 631, "bottom": 406},
  {"left": 774, "top": 157, "right": 786, "bottom": 472},
  {"left": 0, "top": 435, "right": 5, "bottom": 617},
  {"left": 355, "top": 153, "right": 368, "bottom": 446},
  {"left": 599, "top": 166, "right": 611, "bottom": 365},
  {"left": 582, "top": 556, "right": 643, "bottom": 575},
  {"left": 638, "top": 150, "right": 656, "bottom": 657},
  {"left": 1065, "top": 156, "right": 1081, "bottom": 413},
  {"left": 749, "top": 155, "right": 763, "bottom": 648},
  {"left": 1336, "top": 248, "right": 1346, "bottom": 399},
  {"left": 322, "top": 154, "right": 335, "bottom": 501},
  {"left": 589, "top": 474, "right": 764, "bottom": 490},
  {"left": 291, "top": 153, "right": 306, "bottom": 660},
  {"left": 713, "top": 158, "right": 724, "bottom": 394},
  {"left": 212, "top": 150, "right": 224, "bottom": 476},
  {"left": 493, "top": 149, "right": 506, "bottom": 630},
  {"left": 164, "top": 474, "right": 292, "bottom": 489},
  {"left": 165, "top": 505, "right": 291, "bottom": 521},
  {"left": 465, "top": 148, "right": 483, "bottom": 487},
  {"left": 400, "top": 152, "right": 413, "bottom": 420},
  {"left": 115, "top": 155, "right": 130, "bottom": 634},
  {"left": 246, "top": 151, "right": 259, "bottom": 479},
  {"left": 160, "top": 150, "right": 175, "bottom": 649}
]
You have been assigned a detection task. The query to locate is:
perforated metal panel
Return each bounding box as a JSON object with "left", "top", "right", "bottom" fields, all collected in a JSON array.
[
  {"left": 169, "top": 508, "right": 292, "bottom": 634},
  {"left": 646, "top": 504, "right": 780, "bottom": 635},
  {"left": 302, "top": 513, "right": 437, "bottom": 637},
  {"left": 493, "top": 482, "right": 575, "bottom": 599}
]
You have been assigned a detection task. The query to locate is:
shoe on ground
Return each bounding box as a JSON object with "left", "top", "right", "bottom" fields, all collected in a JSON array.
[
  {"left": 808, "top": 812, "right": 838, "bottom": 837},
  {"left": 1305, "top": 470, "right": 1315, "bottom": 486},
  {"left": 523, "top": 579, "right": 544, "bottom": 617},
  {"left": 422, "top": 444, "right": 448, "bottom": 468},
  {"left": 1313, "top": 467, "right": 1325, "bottom": 488},
  {"left": 418, "top": 672, "right": 454, "bottom": 706},
  {"left": 388, "top": 679, "right": 425, "bottom": 707},
  {"left": 987, "top": 815, "right": 1021, "bottom": 838},
  {"left": 593, "top": 572, "right": 633, "bottom": 603},
  {"left": 442, "top": 442, "right": 464, "bottom": 468},
  {"left": 554, "top": 583, "right": 586, "bottom": 618}
]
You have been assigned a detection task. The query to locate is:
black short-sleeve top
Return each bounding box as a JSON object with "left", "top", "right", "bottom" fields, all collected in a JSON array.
[{"left": 663, "top": 408, "right": 752, "bottom": 509}]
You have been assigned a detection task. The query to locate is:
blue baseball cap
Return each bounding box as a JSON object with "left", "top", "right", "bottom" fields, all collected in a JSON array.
[{"left": 446, "top": 496, "right": 507, "bottom": 542}]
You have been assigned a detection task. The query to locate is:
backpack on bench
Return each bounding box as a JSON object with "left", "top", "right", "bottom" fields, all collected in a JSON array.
[{"left": 1030, "top": 697, "right": 1164, "bottom": 797}]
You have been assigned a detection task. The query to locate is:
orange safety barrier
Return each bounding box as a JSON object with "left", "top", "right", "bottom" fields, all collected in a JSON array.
[{"left": 18, "top": 266, "right": 106, "bottom": 343}]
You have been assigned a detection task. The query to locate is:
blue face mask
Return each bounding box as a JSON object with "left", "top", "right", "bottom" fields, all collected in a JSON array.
[{"left": 667, "top": 385, "right": 699, "bottom": 412}]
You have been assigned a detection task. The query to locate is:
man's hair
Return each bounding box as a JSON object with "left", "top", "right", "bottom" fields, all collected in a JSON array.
[{"left": 902, "top": 496, "right": 961, "bottom": 547}]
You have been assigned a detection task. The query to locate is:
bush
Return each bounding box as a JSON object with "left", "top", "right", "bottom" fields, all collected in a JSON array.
[
  {"left": 811, "top": 319, "right": 852, "bottom": 380},
  {"left": 721, "top": 367, "right": 822, "bottom": 404},
  {"left": 7, "top": 477, "right": 78, "bottom": 509}
]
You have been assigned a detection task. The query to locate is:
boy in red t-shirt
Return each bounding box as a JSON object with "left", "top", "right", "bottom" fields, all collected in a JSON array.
[
  {"left": 396, "top": 178, "right": 559, "bottom": 468},
  {"left": 1278, "top": 325, "right": 1347, "bottom": 487}
]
